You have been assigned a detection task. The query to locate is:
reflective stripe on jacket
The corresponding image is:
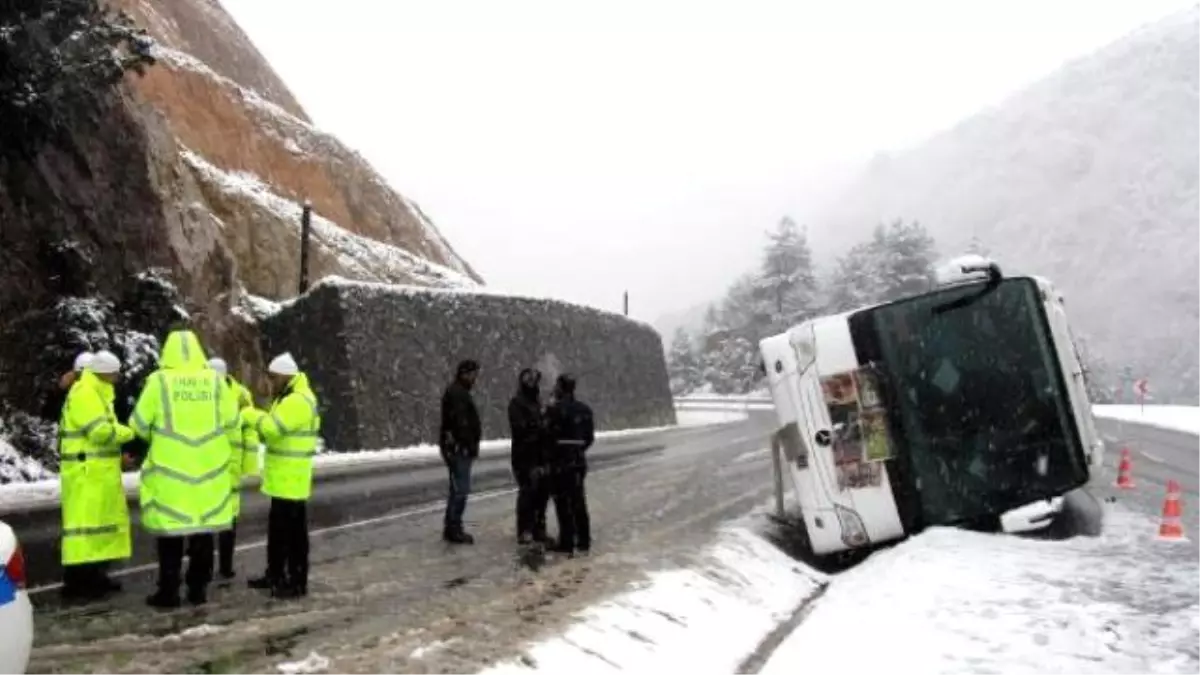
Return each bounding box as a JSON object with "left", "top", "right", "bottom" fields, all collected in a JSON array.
[
  {"left": 131, "top": 331, "right": 238, "bottom": 535},
  {"left": 253, "top": 372, "right": 320, "bottom": 501},
  {"left": 59, "top": 370, "right": 133, "bottom": 565}
]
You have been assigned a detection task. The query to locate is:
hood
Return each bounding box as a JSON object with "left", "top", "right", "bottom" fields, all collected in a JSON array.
[
  {"left": 158, "top": 330, "right": 209, "bottom": 370},
  {"left": 516, "top": 368, "right": 541, "bottom": 401},
  {"left": 78, "top": 369, "right": 115, "bottom": 402}
]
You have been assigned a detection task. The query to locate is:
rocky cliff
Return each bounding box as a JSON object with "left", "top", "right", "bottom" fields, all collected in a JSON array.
[{"left": 0, "top": 0, "right": 482, "bottom": 478}]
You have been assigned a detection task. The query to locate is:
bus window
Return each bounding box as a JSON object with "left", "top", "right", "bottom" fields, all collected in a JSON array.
[{"left": 850, "top": 277, "right": 1088, "bottom": 527}]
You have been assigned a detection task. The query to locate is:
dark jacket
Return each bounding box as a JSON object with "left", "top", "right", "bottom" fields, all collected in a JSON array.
[
  {"left": 546, "top": 396, "right": 594, "bottom": 471},
  {"left": 509, "top": 391, "right": 547, "bottom": 471},
  {"left": 440, "top": 380, "right": 481, "bottom": 459}
]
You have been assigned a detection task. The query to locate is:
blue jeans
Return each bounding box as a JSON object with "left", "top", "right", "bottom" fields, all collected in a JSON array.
[{"left": 443, "top": 454, "right": 474, "bottom": 533}]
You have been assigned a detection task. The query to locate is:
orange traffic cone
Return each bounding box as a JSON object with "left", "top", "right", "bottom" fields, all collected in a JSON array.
[
  {"left": 1157, "top": 480, "right": 1186, "bottom": 541},
  {"left": 1114, "top": 448, "right": 1135, "bottom": 489}
]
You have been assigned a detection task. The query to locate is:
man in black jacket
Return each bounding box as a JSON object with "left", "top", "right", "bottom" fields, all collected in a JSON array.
[
  {"left": 440, "top": 359, "right": 481, "bottom": 544},
  {"left": 546, "top": 374, "right": 595, "bottom": 555},
  {"left": 508, "top": 368, "right": 549, "bottom": 544}
]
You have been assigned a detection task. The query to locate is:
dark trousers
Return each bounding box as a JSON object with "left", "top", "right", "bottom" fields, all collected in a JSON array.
[
  {"left": 61, "top": 562, "right": 109, "bottom": 595},
  {"left": 552, "top": 467, "right": 590, "bottom": 550},
  {"left": 157, "top": 534, "right": 214, "bottom": 596},
  {"left": 443, "top": 455, "right": 474, "bottom": 534},
  {"left": 218, "top": 518, "right": 237, "bottom": 575},
  {"left": 515, "top": 466, "right": 549, "bottom": 540},
  {"left": 266, "top": 498, "right": 309, "bottom": 589}
]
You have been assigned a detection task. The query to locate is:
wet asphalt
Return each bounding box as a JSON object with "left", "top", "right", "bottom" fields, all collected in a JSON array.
[{"left": 26, "top": 413, "right": 779, "bottom": 673}]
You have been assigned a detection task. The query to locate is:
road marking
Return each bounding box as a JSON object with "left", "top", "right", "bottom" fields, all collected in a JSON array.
[
  {"left": 1140, "top": 450, "right": 1165, "bottom": 464},
  {"left": 733, "top": 448, "right": 771, "bottom": 463},
  {"left": 27, "top": 438, "right": 769, "bottom": 597}
]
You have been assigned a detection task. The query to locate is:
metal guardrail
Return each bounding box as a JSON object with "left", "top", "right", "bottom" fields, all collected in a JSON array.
[{"left": 676, "top": 395, "right": 774, "bottom": 405}]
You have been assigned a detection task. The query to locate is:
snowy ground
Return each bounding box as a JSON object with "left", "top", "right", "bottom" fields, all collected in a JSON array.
[
  {"left": 0, "top": 407, "right": 744, "bottom": 510},
  {"left": 478, "top": 500, "right": 1196, "bottom": 675},
  {"left": 762, "top": 502, "right": 1198, "bottom": 674},
  {"left": 481, "top": 526, "right": 826, "bottom": 674},
  {"left": 1094, "top": 405, "right": 1200, "bottom": 437}
]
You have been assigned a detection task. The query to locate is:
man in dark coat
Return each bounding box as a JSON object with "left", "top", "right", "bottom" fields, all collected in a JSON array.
[
  {"left": 546, "top": 374, "right": 595, "bottom": 555},
  {"left": 508, "top": 368, "right": 550, "bottom": 544},
  {"left": 439, "top": 359, "right": 481, "bottom": 544}
]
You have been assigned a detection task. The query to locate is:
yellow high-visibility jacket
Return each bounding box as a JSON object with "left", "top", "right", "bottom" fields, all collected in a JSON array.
[
  {"left": 59, "top": 370, "right": 134, "bottom": 565},
  {"left": 244, "top": 372, "right": 321, "bottom": 501},
  {"left": 130, "top": 330, "right": 238, "bottom": 535}
]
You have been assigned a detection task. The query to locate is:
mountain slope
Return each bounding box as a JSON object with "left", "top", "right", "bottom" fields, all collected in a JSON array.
[{"left": 811, "top": 9, "right": 1200, "bottom": 403}]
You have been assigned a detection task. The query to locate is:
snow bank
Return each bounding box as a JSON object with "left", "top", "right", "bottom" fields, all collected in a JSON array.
[
  {"left": 1094, "top": 405, "right": 1200, "bottom": 437},
  {"left": 762, "top": 503, "right": 1199, "bottom": 675},
  {"left": 181, "top": 150, "right": 477, "bottom": 290},
  {"left": 482, "top": 527, "right": 826, "bottom": 673}
]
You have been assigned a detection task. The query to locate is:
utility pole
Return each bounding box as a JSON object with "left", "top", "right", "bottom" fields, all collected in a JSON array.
[
  {"left": 298, "top": 200, "right": 312, "bottom": 295},
  {"left": 623, "top": 291, "right": 629, "bottom": 316}
]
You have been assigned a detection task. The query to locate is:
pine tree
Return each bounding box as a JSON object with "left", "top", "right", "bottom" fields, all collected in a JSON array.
[
  {"left": 871, "top": 219, "right": 938, "bottom": 302},
  {"left": 0, "top": 0, "right": 156, "bottom": 156},
  {"left": 666, "top": 328, "right": 702, "bottom": 395},
  {"left": 825, "top": 242, "right": 887, "bottom": 313},
  {"left": 753, "top": 217, "right": 819, "bottom": 334}
]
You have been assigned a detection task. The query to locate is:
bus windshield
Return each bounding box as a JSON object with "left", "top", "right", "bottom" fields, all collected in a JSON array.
[{"left": 850, "top": 277, "right": 1089, "bottom": 527}]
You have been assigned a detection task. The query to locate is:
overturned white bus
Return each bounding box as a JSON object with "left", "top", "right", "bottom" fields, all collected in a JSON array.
[{"left": 760, "top": 255, "right": 1104, "bottom": 556}]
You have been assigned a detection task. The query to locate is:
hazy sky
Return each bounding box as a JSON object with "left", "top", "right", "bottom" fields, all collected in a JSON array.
[{"left": 223, "top": 0, "right": 1190, "bottom": 324}]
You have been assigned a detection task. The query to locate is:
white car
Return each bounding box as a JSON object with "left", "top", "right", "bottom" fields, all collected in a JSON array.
[{"left": 0, "top": 519, "right": 32, "bottom": 674}]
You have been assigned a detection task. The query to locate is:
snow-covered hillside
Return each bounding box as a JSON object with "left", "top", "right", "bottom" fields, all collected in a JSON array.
[{"left": 809, "top": 8, "right": 1200, "bottom": 403}]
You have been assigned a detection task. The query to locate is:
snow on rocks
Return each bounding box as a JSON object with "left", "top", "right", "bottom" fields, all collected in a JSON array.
[
  {"left": 760, "top": 502, "right": 1199, "bottom": 675},
  {"left": 1094, "top": 405, "right": 1200, "bottom": 437},
  {"left": 482, "top": 527, "right": 826, "bottom": 674},
  {"left": 0, "top": 425, "right": 50, "bottom": 484},
  {"left": 180, "top": 150, "right": 477, "bottom": 290}
]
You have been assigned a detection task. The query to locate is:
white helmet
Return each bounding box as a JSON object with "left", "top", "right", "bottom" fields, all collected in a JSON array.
[
  {"left": 267, "top": 352, "right": 299, "bottom": 376},
  {"left": 90, "top": 350, "right": 122, "bottom": 375},
  {"left": 208, "top": 357, "right": 228, "bottom": 375},
  {"left": 73, "top": 351, "right": 94, "bottom": 372}
]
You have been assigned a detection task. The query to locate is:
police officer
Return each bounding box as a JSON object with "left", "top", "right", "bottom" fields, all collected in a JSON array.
[
  {"left": 58, "top": 350, "right": 134, "bottom": 601},
  {"left": 244, "top": 352, "right": 320, "bottom": 599},
  {"left": 207, "top": 357, "right": 260, "bottom": 580},
  {"left": 546, "top": 374, "right": 594, "bottom": 555},
  {"left": 131, "top": 330, "right": 238, "bottom": 608},
  {"left": 508, "top": 368, "right": 549, "bottom": 544}
]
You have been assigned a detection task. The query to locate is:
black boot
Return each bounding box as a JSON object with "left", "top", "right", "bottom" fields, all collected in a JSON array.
[
  {"left": 443, "top": 530, "right": 475, "bottom": 545},
  {"left": 186, "top": 586, "right": 208, "bottom": 606},
  {"left": 271, "top": 582, "right": 305, "bottom": 600},
  {"left": 248, "top": 575, "right": 278, "bottom": 590},
  {"left": 146, "top": 591, "right": 181, "bottom": 609}
]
